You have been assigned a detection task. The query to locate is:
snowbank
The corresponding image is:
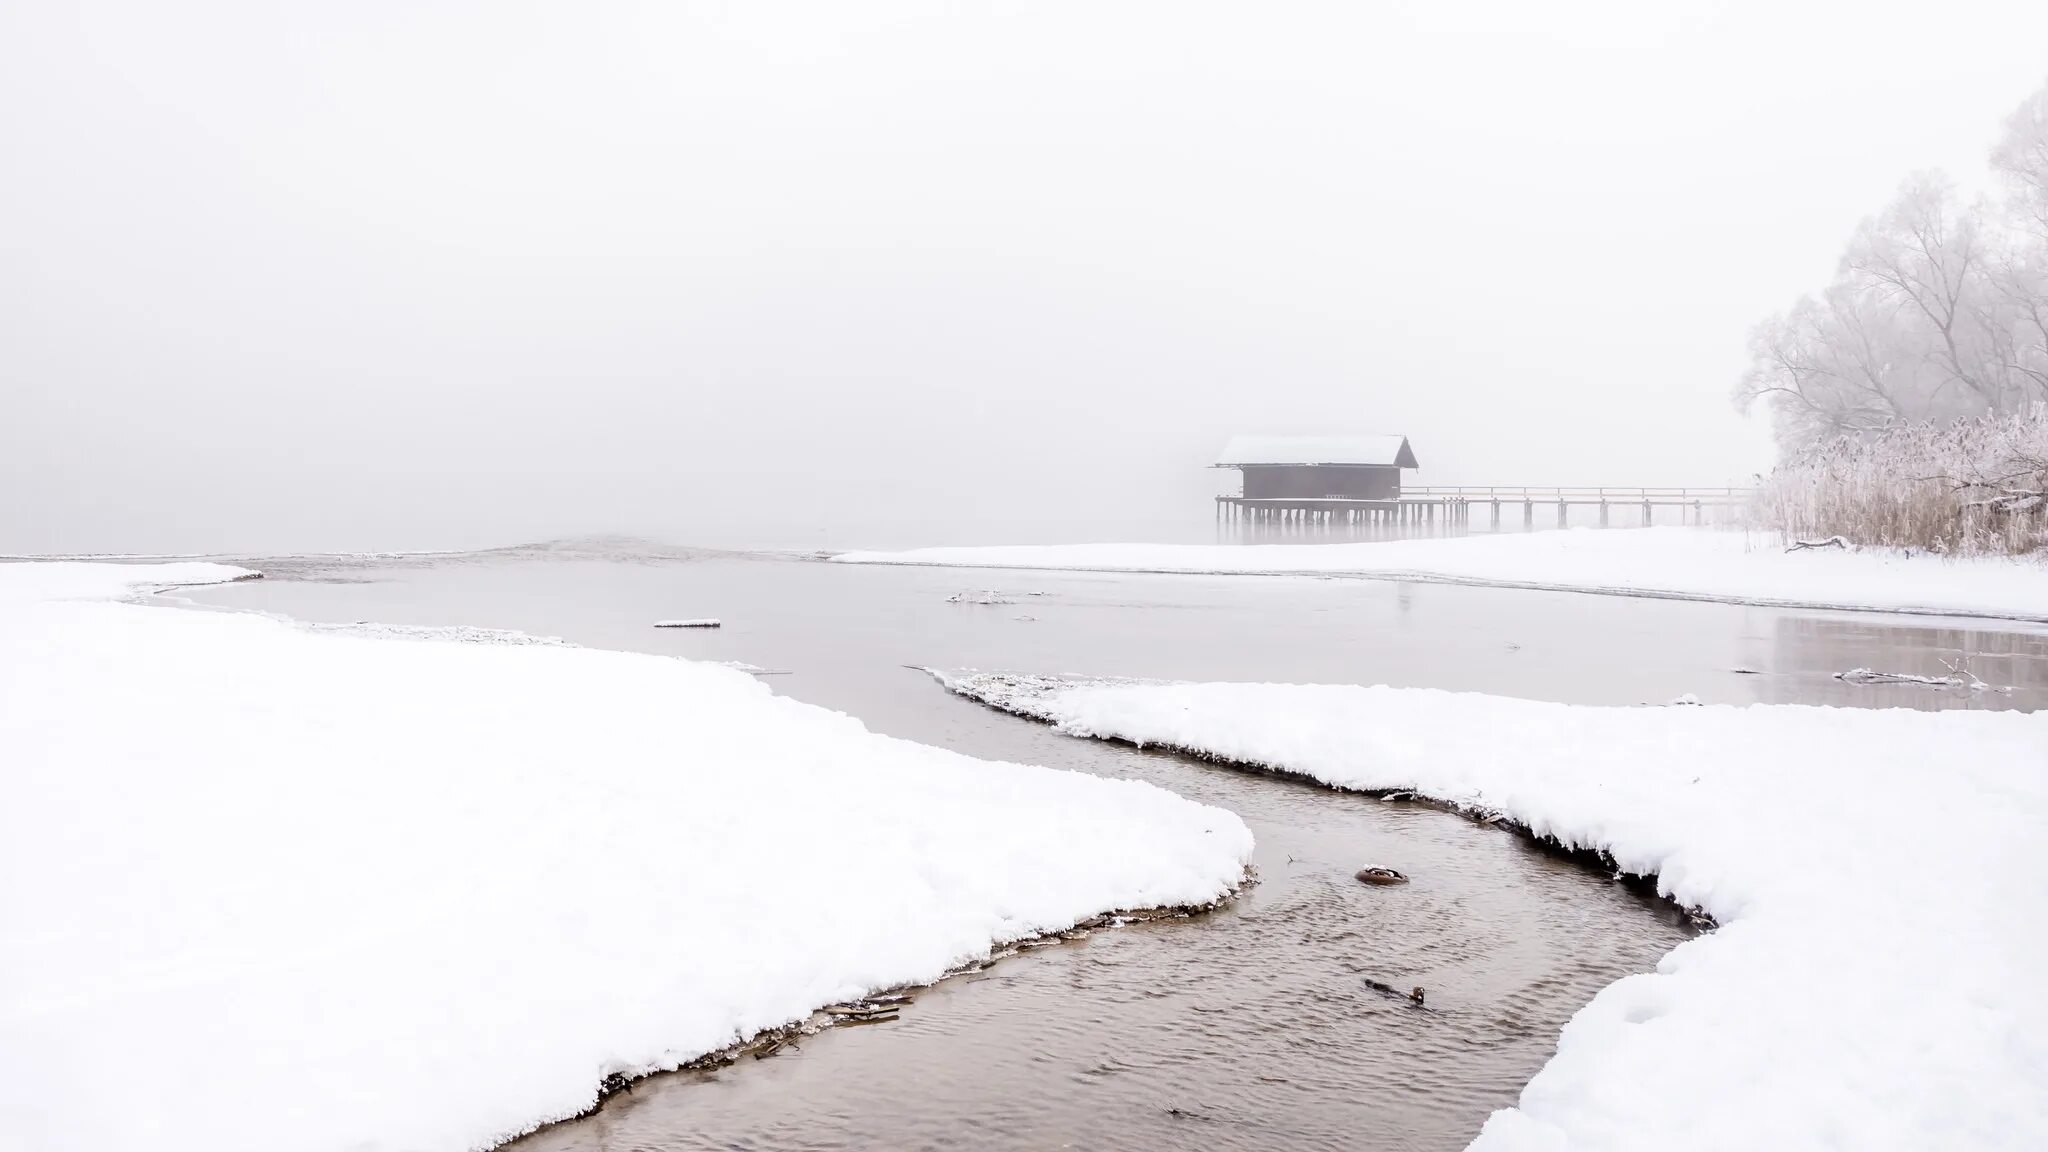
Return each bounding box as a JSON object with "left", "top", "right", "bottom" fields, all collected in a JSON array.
[
  {"left": 0, "top": 564, "right": 1252, "bottom": 1152},
  {"left": 834, "top": 527, "right": 2048, "bottom": 621},
  {"left": 0, "top": 559, "right": 256, "bottom": 602},
  {"left": 936, "top": 671, "right": 2048, "bottom": 1152}
]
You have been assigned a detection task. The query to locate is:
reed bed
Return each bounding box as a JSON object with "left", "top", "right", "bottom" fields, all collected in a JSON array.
[{"left": 1754, "top": 408, "right": 2048, "bottom": 556}]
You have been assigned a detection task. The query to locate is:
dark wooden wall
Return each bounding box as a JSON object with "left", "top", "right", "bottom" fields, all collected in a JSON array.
[{"left": 1239, "top": 465, "right": 1400, "bottom": 500}]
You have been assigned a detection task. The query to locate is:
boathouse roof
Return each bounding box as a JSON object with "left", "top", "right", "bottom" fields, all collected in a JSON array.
[{"left": 1213, "top": 434, "right": 1418, "bottom": 469}]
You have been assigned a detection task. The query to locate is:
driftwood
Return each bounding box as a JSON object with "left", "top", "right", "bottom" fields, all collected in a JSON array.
[
  {"left": 1785, "top": 535, "right": 1848, "bottom": 552},
  {"left": 1835, "top": 658, "right": 2006, "bottom": 692}
]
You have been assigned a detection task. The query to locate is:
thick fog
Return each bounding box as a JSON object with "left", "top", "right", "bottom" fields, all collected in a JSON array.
[{"left": 7, "top": 1, "right": 2048, "bottom": 554}]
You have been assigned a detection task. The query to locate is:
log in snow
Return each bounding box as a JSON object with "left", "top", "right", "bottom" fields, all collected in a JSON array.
[{"left": 0, "top": 565, "right": 1252, "bottom": 1152}]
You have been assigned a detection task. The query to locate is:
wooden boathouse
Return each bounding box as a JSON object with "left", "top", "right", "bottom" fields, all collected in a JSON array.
[{"left": 1214, "top": 434, "right": 1425, "bottom": 531}]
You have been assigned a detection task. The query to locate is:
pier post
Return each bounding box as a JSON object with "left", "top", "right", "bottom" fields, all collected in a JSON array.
[
  {"left": 1599, "top": 500, "right": 1609, "bottom": 528},
  {"left": 1523, "top": 500, "right": 1533, "bottom": 528},
  {"left": 1557, "top": 500, "right": 1567, "bottom": 528}
]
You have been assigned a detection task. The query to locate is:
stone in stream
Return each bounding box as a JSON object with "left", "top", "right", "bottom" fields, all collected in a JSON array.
[{"left": 1355, "top": 867, "right": 1409, "bottom": 886}]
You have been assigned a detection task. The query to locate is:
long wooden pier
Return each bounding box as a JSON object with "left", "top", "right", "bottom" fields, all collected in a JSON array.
[{"left": 1216, "top": 486, "right": 1752, "bottom": 535}]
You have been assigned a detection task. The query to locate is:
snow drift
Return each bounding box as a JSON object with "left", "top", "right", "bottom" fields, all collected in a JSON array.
[
  {"left": 936, "top": 671, "right": 2048, "bottom": 1152},
  {"left": 0, "top": 563, "right": 1253, "bottom": 1152},
  {"left": 834, "top": 526, "right": 2048, "bottom": 621}
]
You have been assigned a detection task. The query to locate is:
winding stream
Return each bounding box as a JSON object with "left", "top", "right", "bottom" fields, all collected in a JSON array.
[{"left": 178, "top": 540, "right": 2048, "bottom": 1150}]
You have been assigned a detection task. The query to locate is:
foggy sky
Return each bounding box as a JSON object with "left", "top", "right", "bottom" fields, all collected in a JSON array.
[{"left": 7, "top": 1, "right": 2048, "bottom": 554}]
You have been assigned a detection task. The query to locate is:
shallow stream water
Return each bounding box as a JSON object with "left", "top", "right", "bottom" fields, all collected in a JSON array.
[{"left": 179, "top": 539, "right": 2048, "bottom": 1151}]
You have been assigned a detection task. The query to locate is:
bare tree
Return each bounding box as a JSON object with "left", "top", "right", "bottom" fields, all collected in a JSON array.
[
  {"left": 1736, "top": 285, "right": 1928, "bottom": 445},
  {"left": 1992, "top": 82, "right": 2048, "bottom": 246},
  {"left": 1738, "top": 79, "right": 2048, "bottom": 455},
  {"left": 1843, "top": 174, "right": 2008, "bottom": 411}
]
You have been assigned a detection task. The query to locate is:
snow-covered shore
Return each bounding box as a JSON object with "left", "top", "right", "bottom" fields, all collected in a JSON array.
[
  {"left": 0, "top": 563, "right": 1253, "bottom": 1152},
  {"left": 937, "top": 671, "right": 2048, "bottom": 1152},
  {"left": 834, "top": 527, "right": 2048, "bottom": 621}
]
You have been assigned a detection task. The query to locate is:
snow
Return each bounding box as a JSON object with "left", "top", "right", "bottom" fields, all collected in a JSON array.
[
  {"left": 0, "top": 564, "right": 1252, "bottom": 1152},
  {"left": 935, "top": 670, "right": 2048, "bottom": 1152},
  {"left": 307, "top": 621, "right": 571, "bottom": 646},
  {"left": 1214, "top": 433, "right": 1415, "bottom": 467},
  {"left": 0, "top": 559, "right": 255, "bottom": 603},
  {"left": 835, "top": 526, "right": 2048, "bottom": 621},
  {"left": 652, "top": 617, "right": 721, "bottom": 627}
]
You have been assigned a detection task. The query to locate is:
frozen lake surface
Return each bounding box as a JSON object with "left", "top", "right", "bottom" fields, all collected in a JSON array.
[{"left": 180, "top": 538, "right": 2048, "bottom": 1151}]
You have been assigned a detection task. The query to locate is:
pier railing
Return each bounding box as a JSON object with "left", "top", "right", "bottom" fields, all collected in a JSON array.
[
  {"left": 1214, "top": 486, "right": 1756, "bottom": 533},
  {"left": 1402, "top": 486, "right": 1752, "bottom": 505}
]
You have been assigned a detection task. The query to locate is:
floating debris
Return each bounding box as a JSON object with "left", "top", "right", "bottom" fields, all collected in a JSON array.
[
  {"left": 1355, "top": 867, "right": 1409, "bottom": 886},
  {"left": 654, "top": 619, "right": 721, "bottom": 628},
  {"left": 945, "top": 590, "right": 1015, "bottom": 605},
  {"left": 1362, "top": 978, "right": 1426, "bottom": 1006},
  {"left": 1836, "top": 662, "right": 2008, "bottom": 692}
]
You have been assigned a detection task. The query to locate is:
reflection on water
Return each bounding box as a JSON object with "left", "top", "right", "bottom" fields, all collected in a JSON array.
[{"left": 175, "top": 539, "right": 2044, "bottom": 1150}]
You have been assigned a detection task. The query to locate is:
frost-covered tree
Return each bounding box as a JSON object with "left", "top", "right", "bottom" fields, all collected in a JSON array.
[
  {"left": 1737, "top": 80, "right": 2048, "bottom": 454},
  {"left": 1992, "top": 83, "right": 2048, "bottom": 245},
  {"left": 1989, "top": 85, "right": 2048, "bottom": 402}
]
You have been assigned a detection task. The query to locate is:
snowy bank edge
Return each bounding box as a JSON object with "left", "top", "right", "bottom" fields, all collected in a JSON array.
[
  {"left": 4, "top": 564, "right": 1259, "bottom": 1152},
  {"left": 930, "top": 671, "right": 2048, "bottom": 1151},
  {"left": 926, "top": 669, "right": 1713, "bottom": 924},
  {"left": 507, "top": 879, "right": 1254, "bottom": 1142},
  {"left": 831, "top": 538, "right": 2048, "bottom": 624},
  {"left": 0, "top": 559, "right": 261, "bottom": 603}
]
